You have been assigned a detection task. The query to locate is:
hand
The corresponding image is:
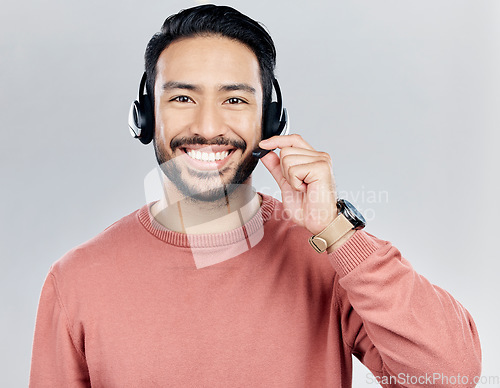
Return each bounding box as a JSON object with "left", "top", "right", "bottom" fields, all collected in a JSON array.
[{"left": 259, "top": 134, "right": 337, "bottom": 235}]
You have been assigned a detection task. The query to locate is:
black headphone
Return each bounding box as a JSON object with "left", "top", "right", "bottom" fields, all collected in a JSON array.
[{"left": 128, "top": 72, "right": 288, "bottom": 158}]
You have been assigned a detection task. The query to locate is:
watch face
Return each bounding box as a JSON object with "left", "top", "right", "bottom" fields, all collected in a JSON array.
[{"left": 338, "top": 199, "right": 366, "bottom": 229}]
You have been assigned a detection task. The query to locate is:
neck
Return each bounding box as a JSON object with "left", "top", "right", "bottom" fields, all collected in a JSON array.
[{"left": 151, "top": 176, "right": 262, "bottom": 234}]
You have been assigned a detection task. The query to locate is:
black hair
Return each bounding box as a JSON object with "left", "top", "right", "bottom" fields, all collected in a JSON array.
[{"left": 144, "top": 4, "right": 276, "bottom": 118}]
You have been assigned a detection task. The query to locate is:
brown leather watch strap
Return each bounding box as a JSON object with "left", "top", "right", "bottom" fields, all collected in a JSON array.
[{"left": 308, "top": 214, "right": 354, "bottom": 253}]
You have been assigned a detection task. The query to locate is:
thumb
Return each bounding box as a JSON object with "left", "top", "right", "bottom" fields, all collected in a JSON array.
[{"left": 260, "top": 151, "right": 285, "bottom": 189}]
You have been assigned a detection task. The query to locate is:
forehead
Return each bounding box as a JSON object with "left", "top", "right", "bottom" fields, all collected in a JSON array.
[{"left": 155, "top": 35, "right": 262, "bottom": 91}]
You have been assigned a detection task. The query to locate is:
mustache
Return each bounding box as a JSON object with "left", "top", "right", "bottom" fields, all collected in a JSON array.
[{"left": 170, "top": 136, "right": 247, "bottom": 151}]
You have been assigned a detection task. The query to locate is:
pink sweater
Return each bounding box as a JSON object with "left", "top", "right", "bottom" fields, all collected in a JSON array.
[{"left": 30, "top": 194, "right": 481, "bottom": 387}]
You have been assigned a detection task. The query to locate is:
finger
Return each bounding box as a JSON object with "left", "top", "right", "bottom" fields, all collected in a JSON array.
[
  {"left": 259, "top": 134, "right": 314, "bottom": 151},
  {"left": 280, "top": 153, "right": 330, "bottom": 188},
  {"left": 279, "top": 148, "right": 332, "bottom": 165},
  {"left": 287, "top": 160, "right": 333, "bottom": 192},
  {"left": 278, "top": 146, "right": 328, "bottom": 159},
  {"left": 260, "top": 150, "right": 288, "bottom": 190}
]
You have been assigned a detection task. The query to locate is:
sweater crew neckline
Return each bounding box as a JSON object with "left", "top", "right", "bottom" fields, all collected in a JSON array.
[{"left": 137, "top": 192, "right": 276, "bottom": 248}]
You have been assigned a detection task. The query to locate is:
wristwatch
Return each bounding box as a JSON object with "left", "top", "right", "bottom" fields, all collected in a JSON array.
[{"left": 308, "top": 199, "right": 366, "bottom": 253}]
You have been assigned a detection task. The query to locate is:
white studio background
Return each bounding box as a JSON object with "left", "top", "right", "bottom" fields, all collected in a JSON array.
[{"left": 1, "top": 0, "right": 499, "bottom": 386}]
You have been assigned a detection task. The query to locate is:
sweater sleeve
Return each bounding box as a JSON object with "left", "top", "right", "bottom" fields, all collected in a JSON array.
[
  {"left": 29, "top": 270, "right": 91, "bottom": 388},
  {"left": 328, "top": 230, "right": 482, "bottom": 388}
]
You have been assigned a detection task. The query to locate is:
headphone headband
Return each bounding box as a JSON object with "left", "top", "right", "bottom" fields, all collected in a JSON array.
[{"left": 138, "top": 72, "right": 148, "bottom": 104}]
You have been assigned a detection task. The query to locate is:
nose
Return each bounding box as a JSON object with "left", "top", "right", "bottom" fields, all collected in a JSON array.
[{"left": 190, "top": 102, "right": 226, "bottom": 140}]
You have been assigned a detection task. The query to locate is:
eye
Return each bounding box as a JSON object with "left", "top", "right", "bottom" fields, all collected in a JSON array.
[
  {"left": 225, "top": 97, "right": 246, "bottom": 105},
  {"left": 170, "top": 96, "right": 193, "bottom": 103}
]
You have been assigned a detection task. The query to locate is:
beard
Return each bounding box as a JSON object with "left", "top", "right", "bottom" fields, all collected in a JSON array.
[{"left": 153, "top": 135, "right": 259, "bottom": 202}]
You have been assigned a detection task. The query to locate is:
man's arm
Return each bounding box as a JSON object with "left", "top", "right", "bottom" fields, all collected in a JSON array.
[
  {"left": 30, "top": 270, "right": 91, "bottom": 388},
  {"left": 330, "top": 230, "right": 481, "bottom": 388},
  {"left": 258, "top": 134, "right": 481, "bottom": 386}
]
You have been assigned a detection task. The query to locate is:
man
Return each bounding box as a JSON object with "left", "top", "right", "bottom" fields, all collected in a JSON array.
[{"left": 30, "top": 5, "right": 481, "bottom": 387}]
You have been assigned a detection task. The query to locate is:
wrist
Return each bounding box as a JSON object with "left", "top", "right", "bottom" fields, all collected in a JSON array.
[
  {"left": 326, "top": 229, "right": 356, "bottom": 253},
  {"left": 308, "top": 199, "right": 366, "bottom": 254}
]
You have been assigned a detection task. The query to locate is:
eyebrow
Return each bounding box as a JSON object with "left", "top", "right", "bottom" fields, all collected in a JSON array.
[
  {"left": 162, "top": 82, "right": 256, "bottom": 94},
  {"left": 219, "top": 83, "right": 256, "bottom": 94},
  {"left": 162, "top": 81, "right": 200, "bottom": 92}
]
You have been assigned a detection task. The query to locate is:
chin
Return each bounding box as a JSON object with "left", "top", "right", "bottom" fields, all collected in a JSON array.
[
  {"left": 181, "top": 183, "right": 239, "bottom": 203},
  {"left": 164, "top": 165, "right": 253, "bottom": 203},
  {"left": 154, "top": 138, "right": 259, "bottom": 203}
]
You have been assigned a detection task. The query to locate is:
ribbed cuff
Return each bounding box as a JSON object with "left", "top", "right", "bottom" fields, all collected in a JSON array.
[{"left": 328, "top": 230, "right": 379, "bottom": 277}]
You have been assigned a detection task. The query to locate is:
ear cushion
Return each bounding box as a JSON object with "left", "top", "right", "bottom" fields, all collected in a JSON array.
[
  {"left": 263, "top": 101, "right": 280, "bottom": 140},
  {"left": 137, "top": 93, "right": 155, "bottom": 145},
  {"left": 129, "top": 100, "right": 142, "bottom": 137}
]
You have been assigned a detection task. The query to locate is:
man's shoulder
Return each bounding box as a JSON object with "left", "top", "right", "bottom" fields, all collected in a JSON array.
[{"left": 50, "top": 204, "right": 148, "bottom": 278}]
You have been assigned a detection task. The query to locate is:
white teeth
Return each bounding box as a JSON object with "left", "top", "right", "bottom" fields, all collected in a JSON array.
[{"left": 186, "top": 149, "right": 230, "bottom": 162}]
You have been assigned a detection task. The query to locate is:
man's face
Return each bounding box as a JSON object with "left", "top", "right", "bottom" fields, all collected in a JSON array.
[{"left": 153, "top": 35, "right": 263, "bottom": 202}]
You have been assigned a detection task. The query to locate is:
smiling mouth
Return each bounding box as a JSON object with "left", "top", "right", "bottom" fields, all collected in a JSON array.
[{"left": 181, "top": 147, "right": 237, "bottom": 163}]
